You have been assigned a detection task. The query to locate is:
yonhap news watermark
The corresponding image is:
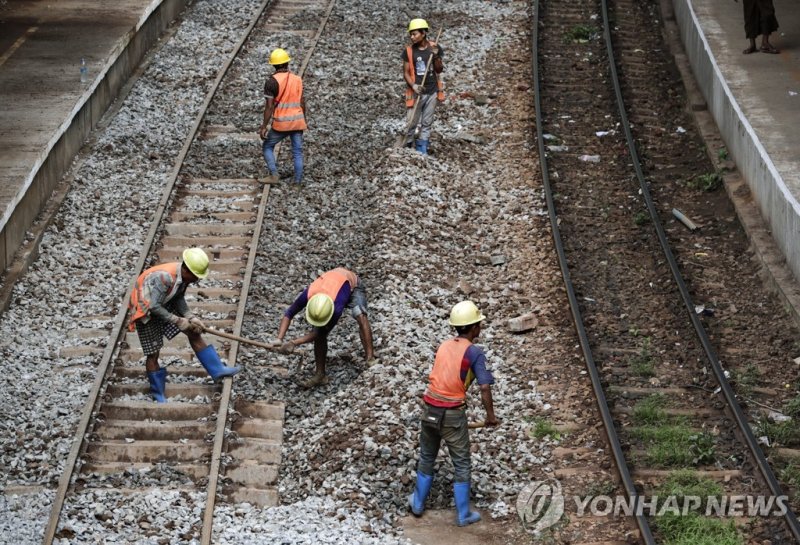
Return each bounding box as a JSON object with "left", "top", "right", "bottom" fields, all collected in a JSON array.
[{"left": 516, "top": 478, "right": 790, "bottom": 533}]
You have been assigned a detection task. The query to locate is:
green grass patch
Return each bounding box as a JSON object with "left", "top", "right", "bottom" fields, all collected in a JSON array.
[
  {"left": 656, "top": 469, "right": 723, "bottom": 508},
  {"left": 779, "top": 460, "right": 800, "bottom": 489},
  {"left": 783, "top": 395, "right": 800, "bottom": 419},
  {"left": 756, "top": 419, "right": 799, "bottom": 447},
  {"left": 631, "top": 423, "right": 715, "bottom": 467},
  {"left": 632, "top": 394, "right": 667, "bottom": 426},
  {"left": 688, "top": 171, "right": 723, "bottom": 192},
  {"left": 529, "top": 417, "right": 562, "bottom": 440},
  {"left": 633, "top": 210, "right": 650, "bottom": 226},
  {"left": 717, "top": 147, "right": 729, "bottom": 161},
  {"left": 629, "top": 339, "right": 655, "bottom": 376},
  {"left": 655, "top": 512, "right": 742, "bottom": 545},
  {"left": 564, "top": 24, "right": 595, "bottom": 43},
  {"left": 730, "top": 363, "right": 760, "bottom": 396}
]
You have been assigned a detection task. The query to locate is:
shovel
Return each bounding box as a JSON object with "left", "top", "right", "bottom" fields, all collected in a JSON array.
[{"left": 394, "top": 27, "right": 443, "bottom": 148}]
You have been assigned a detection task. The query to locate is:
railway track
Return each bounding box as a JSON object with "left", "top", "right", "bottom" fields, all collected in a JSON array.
[
  {"left": 42, "top": 0, "right": 335, "bottom": 543},
  {"left": 533, "top": 0, "right": 800, "bottom": 542}
]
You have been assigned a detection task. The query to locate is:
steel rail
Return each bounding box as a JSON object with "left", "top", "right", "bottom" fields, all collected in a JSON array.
[
  {"left": 530, "top": 0, "right": 656, "bottom": 542},
  {"left": 600, "top": 0, "right": 800, "bottom": 539},
  {"left": 198, "top": 0, "right": 337, "bottom": 541},
  {"left": 41, "top": 0, "right": 275, "bottom": 542}
]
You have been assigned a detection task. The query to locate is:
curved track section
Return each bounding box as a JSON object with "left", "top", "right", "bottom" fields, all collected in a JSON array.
[{"left": 533, "top": 0, "right": 800, "bottom": 541}]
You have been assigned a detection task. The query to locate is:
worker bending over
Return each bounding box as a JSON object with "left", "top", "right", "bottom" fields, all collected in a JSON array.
[
  {"left": 129, "top": 248, "right": 240, "bottom": 403},
  {"left": 273, "top": 267, "right": 377, "bottom": 388}
]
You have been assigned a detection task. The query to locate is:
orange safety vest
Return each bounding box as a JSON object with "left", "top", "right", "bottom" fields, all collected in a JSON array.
[
  {"left": 272, "top": 71, "right": 307, "bottom": 132},
  {"left": 404, "top": 43, "right": 445, "bottom": 108},
  {"left": 308, "top": 268, "right": 357, "bottom": 300},
  {"left": 128, "top": 262, "right": 182, "bottom": 331},
  {"left": 424, "top": 337, "right": 475, "bottom": 405}
]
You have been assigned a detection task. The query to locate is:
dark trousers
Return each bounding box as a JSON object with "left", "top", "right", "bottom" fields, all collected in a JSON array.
[{"left": 417, "top": 404, "right": 471, "bottom": 483}]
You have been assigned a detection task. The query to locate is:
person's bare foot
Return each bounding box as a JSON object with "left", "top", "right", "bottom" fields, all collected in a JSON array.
[
  {"left": 743, "top": 44, "right": 757, "bottom": 54},
  {"left": 760, "top": 43, "right": 779, "bottom": 54}
]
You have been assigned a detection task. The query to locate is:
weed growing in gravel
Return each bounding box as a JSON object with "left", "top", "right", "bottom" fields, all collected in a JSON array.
[
  {"left": 688, "top": 171, "right": 723, "bottom": 192},
  {"left": 654, "top": 512, "right": 742, "bottom": 545},
  {"left": 529, "top": 417, "right": 562, "bottom": 441},
  {"left": 778, "top": 460, "right": 800, "bottom": 489},
  {"left": 783, "top": 395, "right": 800, "bottom": 418},
  {"left": 756, "top": 419, "right": 799, "bottom": 447},
  {"left": 585, "top": 479, "right": 617, "bottom": 497},
  {"left": 564, "top": 25, "right": 596, "bottom": 43},
  {"left": 717, "top": 147, "right": 729, "bottom": 161},
  {"left": 633, "top": 210, "right": 650, "bottom": 226},
  {"left": 731, "top": 363, "right": 760, "bottom": 396},
  {"left": 632, "top": 394, "right": 667, "bottom": 425},
  {"left": 656, "top": 469, "right": 723, "bottom": 511},
  {"left": 630, "top": 339, "right": 655, "bottom": 376}
]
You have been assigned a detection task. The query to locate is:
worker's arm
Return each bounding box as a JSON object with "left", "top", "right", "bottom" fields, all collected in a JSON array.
[
  {"left": 480, "top": 384, "right": 499, "bottom": 426},
  {"left": 259, "top": 97, "right": 274, "bottom": 139},
  {"left": 432, "top": 44, "right": 444, "bottom": 74}
]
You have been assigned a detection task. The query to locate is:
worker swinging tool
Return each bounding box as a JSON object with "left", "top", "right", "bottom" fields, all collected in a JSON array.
[
  {"left": 398, "top": 18, "right": 445, "bottom": 154},
  {"left": 128, "top": 248, "right": 240, "bottom": 403}
]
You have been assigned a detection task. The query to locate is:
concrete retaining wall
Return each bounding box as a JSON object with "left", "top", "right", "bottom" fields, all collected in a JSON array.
[
  {"left": 0, "top": 0, "right": 190, "bottom": 274},
  {"left": 671, "top": 0, "right": 800, "bottom": 284}
]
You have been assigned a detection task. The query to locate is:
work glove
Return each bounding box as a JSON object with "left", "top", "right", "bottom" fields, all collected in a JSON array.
[
  {"left": 266, "top": 337, "right": 283, "bottom": 348},
  {"left": 175, "top": 317, "right": 191, "bottom": 332},
  {"left": 189, "top": 317, "right": 206, "bottom": 334},
  {"left": 412, "top": 84, "right": 423, "bottom": 95},
  {"left": 432, "top": 46, "right": 441, "bottom": 57},
  {"left": 278, "top": 341, "right": 295, "bottom": 354}
]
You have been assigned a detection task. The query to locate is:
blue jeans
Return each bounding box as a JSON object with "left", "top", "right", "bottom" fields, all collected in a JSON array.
[
  {"left": 262, "top": 129, "right": 304, "bottom": 182},
  {"left": 417, "top": 404, "right": 471, "bottom": 483}
]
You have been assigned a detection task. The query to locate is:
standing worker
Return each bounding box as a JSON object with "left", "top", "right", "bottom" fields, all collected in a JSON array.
[
  {"left": 402, "top": 18, "right": 444, "bottom": 155},
  {"left": 129, "top": 248, "right": 240, "bottom": 403},
  {"left": 740, "top": 0, "right": 779, "bottom": 54},
  {"left": 272, "top": 267, "right": 377, "bottom": 388},
  {"left": 259, "top": 48, "right": 307, "bottom": 183},
  {"left": 408, "top": 300, "right": 499, "bottom": 526}
]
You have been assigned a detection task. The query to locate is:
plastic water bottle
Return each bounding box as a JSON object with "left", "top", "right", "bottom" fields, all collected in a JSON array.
[{"left": 80, "top": 58, "right": 87, "bottom": 83}]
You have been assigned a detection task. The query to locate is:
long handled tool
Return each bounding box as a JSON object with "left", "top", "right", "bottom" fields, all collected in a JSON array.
[
  {"left": 395, "top": 27, "right": 443, "bottom": 148},
  {"left": 203, "top": 326, "right": 284, "bottom": 352}
]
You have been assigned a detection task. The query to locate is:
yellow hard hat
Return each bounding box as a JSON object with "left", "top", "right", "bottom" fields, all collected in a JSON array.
[
  {"left": 408, "top": 18, "right": 429, "bottom": 32},
  {"left": 306, "top": 293, "right": 334, "bottom": 327},
  {"left": 448, "top": 300, "right": 486, "bottom": 327},
  {"left": 269, "top": 48, "right": 291, "bottom": 65},
  {"left": 182, "top": 248, "right": 209, "bottom": 279}
]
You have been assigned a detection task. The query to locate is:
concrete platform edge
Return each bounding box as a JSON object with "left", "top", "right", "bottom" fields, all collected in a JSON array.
[
  {"left": 664, "top": 0, "right": 800, "bottom": 329},
  {"left": 0, "top": 0, "right": 190, "bottom": 274},
  {"left": 670, "top": 0, "right": 800, "bottom": 288}
]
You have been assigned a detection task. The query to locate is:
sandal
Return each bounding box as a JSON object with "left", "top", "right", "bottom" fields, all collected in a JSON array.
[
  {"left": 760, "top": 44, "right": 779, "bottom": 54},
  {"left": 743, "top": 45, "right": 757, "bottom": 54},
  {"left": 300, "top": 374, "right": 329, "bottom": 388}
]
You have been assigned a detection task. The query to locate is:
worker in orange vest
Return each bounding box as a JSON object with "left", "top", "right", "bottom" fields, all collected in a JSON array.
[
  {"left": 408, "top": 300, "right": 499, "bottom": 526},
  {"left": 271, "top": 267, "right": 377, "bottom": 388},
  {"left": 259, "top": 48, "right": 307, "bottom": 184},
  {"left": 129, "top": 248, "right": 240, "bottom": 402},
  {"left": 402, "top": 18, "right": 444, "bottom": 155}
]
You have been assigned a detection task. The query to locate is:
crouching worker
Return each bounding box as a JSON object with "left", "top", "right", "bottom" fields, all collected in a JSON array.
[
  {"left": 128, "top": 248, "right": 240, "bottom": 403},
  {"left": 273, "top": 267, "right": 377, "bottom": 388},
  {"left": 409, "top": 300, "right": 499, "bottom": 526}
]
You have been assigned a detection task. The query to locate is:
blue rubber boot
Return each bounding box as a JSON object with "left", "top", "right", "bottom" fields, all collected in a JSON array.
[
  {"left": 147, "top": 368, "right": 167, "bottom": 403},
  {"left": 196, "top": 345, "right": 240, "bottom": 381},
  {"left": 408, "top": 472, "right": 434, "bottom": 516},
  {"left": 415, "top": 139, "right": 429, "bottom": 155},
  {"left": 454, "top": 482, "right": 481, "bottom": 526}
]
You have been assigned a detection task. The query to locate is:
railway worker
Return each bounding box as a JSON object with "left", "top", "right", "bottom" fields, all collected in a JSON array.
[
  {"left": 408, "top": 300, "right": 499, "bottom": 526},
  {"left": 259, "top": 48, "right": 307, "bottom": 184},
  {"left": 271, "top": 267, "right": 377, "bottom": 388},
  {"left": 402, "top": 18, "right": 444, "bottom": 155},
  {"left": 129, "top": 248, "right": 240, "bottom": 403}
]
